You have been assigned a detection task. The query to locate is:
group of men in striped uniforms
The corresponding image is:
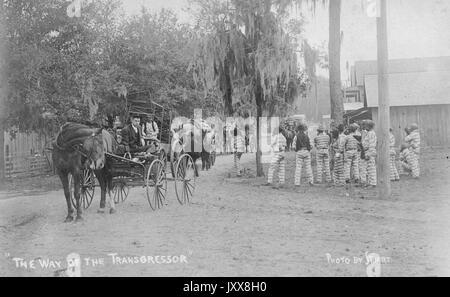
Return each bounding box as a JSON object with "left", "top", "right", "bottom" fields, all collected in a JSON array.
[{"left": 260, "top": 121, "right": 421, "bottom": 188}]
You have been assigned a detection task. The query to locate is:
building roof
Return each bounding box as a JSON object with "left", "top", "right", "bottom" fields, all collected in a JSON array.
[
  {"left": 353, "top": 56, "right": 450, "bottom": 86},
  {"left": 365, "top": 70, "right": 450, "bottom": 108}
]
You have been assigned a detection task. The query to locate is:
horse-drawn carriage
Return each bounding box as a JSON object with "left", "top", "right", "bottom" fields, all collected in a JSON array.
[{"left": 65, "top": 99, "right": 198, "bottom": 214}]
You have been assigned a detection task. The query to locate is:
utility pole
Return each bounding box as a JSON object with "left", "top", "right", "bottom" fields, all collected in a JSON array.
[
  {"left": 376, "top": 0, "right": 391, "bottom": 198},
  {"left": 0, "top": 0, "right": 6, "bottom": 181}
]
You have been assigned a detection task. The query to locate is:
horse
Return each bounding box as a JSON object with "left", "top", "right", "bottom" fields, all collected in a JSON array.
[
  {"left": 281, "top": 128, "right": 296, "bottom": 152},
  {"left": 173, "top": 123, "right": 212, "bottom": 176},
  {"left": 52, "top": 123, "right": 116, "bottom": 222}
]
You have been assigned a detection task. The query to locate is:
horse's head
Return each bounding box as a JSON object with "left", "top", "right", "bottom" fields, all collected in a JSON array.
[{"left": 79, "top": 129, "right": 105, "bottom": 170}]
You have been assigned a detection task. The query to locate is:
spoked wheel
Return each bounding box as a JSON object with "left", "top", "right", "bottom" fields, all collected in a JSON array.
[
  {"left": 159, "top": 150, "right": 167, "bottom": 171},
  {"left": 112, "top": 182, "right": 129, "bottom": 204},
  {"left": 210, "top": 151, "right": 216, "bottom": 166},
  {"left": 175, "top": 154, "right": 196, "bottom": 205},
  {"left": 146, "top": 159, "right": 167, "bottom": 210},
  {"left": 69, "top": 170, "right": 95, "bottom": 210}
]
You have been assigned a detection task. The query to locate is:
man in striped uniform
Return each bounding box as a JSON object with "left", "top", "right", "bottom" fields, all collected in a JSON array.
[
  {"left": 405, "top": 123, "right": 420, "bottom": 177},
  {"left": 332, "top": 125, "right": 346, "bottom": 186},
  {"left": 399, "top": 143, "right": 419, "bottom": 178},
  {"left": 267, "top": 127, "right": 287, "bottom": 187},
  {"left": 314, "top": 125, "right": 331, "bottom": 184},
  {"left": 294, "top": 123, "right": 314, "bottom": 186},
  {"left": 362, "top": 120, "right": 377, "bottom": 187},
  {"left": 344, "top": 123, "right": 360, "bottom": 183},
  {"left": 233, "top": 127, "right": 246, "bottom": 177},
  {"left": 389, "top": 128, "right": 400, "bottom": 181}
]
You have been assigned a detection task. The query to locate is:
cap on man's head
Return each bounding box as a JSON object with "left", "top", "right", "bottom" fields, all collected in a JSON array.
[
  {"left": 409, "top": 123, "right": 419, "bottom": 131},
  {"left": 317, "top": 124, "right": 325, "bottom": 132}
]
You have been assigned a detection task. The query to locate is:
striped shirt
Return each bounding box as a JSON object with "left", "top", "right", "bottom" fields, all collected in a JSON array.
[
  {"left": 234, "top": 135, "right": 246, "bottom": 153},
  {"left": 363, "top": 130, "right": 377, "bottom": 153},
  {"left": 314, "top": 133, "right": 330, "bottom": 150},
  {"left": 389, "top": 133, "right": 396, "bottom": 149},
  {"left": 405, "top": 130, "right": 420, "bottom": 153},
  {"left": 271, "top": 133, "right": 287, "bottom": 152},
  {"left": 332, "top": 134, "right": 346, "bottom": 154},
  {"left": 344, "top": 133, "right": 359, "bottom": 151}
]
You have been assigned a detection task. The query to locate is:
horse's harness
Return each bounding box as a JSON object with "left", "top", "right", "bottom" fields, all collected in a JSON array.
[{"left": 55, "top": 129, "right": 103, "bottom": 163}]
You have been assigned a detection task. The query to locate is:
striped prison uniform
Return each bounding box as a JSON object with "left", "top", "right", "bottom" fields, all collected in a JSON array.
[
  {"left": 294, "top": 132, "right": 313, "bottom": 185},
  {"left": 344, "top": 133, "right": 360, "bottom": 182},
  {"left": 332, "top": 134, "right": 346, "bottom": 186},
  {"left": 233, "top": 134, "right": 246, "bottom": 176},
  {"left": 389, "top": 133, "right": 400, "bottom": 181},
  {"left": 362, "top": 130, "right": 377, "bottom": 186},
  {"left": 359, "top": 131, "right": 367, "bottom": 185},
  {"left": 400, "top": 148, "right": 419, "bottom": 178},
  {"left": 405, "top": 130, "right": 421, "bottom": 177},
  {"left": 267, "top": 134, "right": 287, "bottom": 184},
  {"left": 314, "top": 133, "right": 331, "bottom": 183}
]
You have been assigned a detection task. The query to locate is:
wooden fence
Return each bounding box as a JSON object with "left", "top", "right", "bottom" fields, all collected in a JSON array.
[{"left": 3, "top": 131, "right": 54, "bottom": 179}]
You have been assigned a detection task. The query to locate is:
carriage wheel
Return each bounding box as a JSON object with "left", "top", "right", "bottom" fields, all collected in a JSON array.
[
  {"left": 146, "top": 159, "right": 167, "bottom": 210},
  {"left": 174, "top": 154, "right": 196, "bottom": 205},
  {"left": 69, "top": 170, "right": 95, "bottom": 210},
  {"left": 170, "top": 151, "right": 179, "bottom": 179},
  {"left": 159, "top": 150, "right": 167, "bottom": 170},
  {"left": 112, "top": 182, "right": 129, "bottom": 204},
  {"left": 210, "top": 152, "right": 216, "bottom": 166},
  {"left": 81, "top": 170, "right": 95, "bottom": 209}
]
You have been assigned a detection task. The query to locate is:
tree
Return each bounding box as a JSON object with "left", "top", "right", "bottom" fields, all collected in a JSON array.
[
  {"left": 2, "top": 0, "right": 213, "bottom": 134},
  {"left": 328, "top": 0, "right": 344, "bottom": 126},
  {"left": 189, "top": 0, "right": 305, "bottom": 176}
]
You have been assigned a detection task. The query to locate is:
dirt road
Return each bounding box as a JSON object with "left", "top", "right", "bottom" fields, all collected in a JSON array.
[{"left": 1, "top": 149, "right": 450, "bottom": 276}]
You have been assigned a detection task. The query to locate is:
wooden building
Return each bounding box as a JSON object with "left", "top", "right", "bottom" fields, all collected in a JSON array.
[{"left": 345, "top": 57, "right": 450, "bottom": 148}]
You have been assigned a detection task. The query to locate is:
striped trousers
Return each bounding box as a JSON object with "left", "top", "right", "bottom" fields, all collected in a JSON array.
[
  {"left": 412, "top": 150, "right": 420, "bottom": 177},
  {"left": 295, "top": 150, "right": 313, "bottom": 185},
  {"left": 366, "top": 151, "right": 377, "bottom": 186},
  {"left": 234, "top": 152, "right": 243, "bottom": 176},
  {"left": 316, "top": 149, "right": 331, "bottom": 183},
  {"left": 267, "top": 152, "right": 286, "bottom": 184},
  {"left": 333, "top": 154, "right": 345, "bottom": 186},
  {"left": 344, "top": 150, "right": 360, "bottom": 181},
  {"left": 401, "top": 150, "right": 420, "bottom": 178},
  {"left": 390, "top": 150, "right": 400, "bottom": 181}
]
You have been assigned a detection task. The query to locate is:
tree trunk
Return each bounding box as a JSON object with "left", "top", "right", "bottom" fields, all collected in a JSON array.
[
  {"left": 255, "top": 75, "right": 264, "bottom": 177},
  {"left": 329, "top": 0, "right": 344, "bottom": 127},
  {"left": 223, "top": 56, "right": 234, "bottom": 116}
]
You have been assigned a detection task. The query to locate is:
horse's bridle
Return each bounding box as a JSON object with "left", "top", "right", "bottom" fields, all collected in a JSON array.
[{"left": 56, "top": 130, "right": 103, "bottom": 164}]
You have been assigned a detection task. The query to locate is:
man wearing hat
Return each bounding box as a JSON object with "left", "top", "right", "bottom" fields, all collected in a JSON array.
[
  {"left": 294, "top": 123, "right": 314, "bottom": 186},
  {"left": 266, "top": 127, "right": 287, "bottom": 188},
  {"left": 389, "top": 128, "right": 400, "bottom": 181},
  {"left": 399, "top": 142, "right": 419, "bottom": 178},
  {"left": 314, "top": 124, "right": 331, "bottom": 184},
  {"left": 121, "top": 114, "right": 152, "bottom": 154},
  {"left": 404, "top": 123, "right": 421, "bottom": 177},
  {"left": 343, "top": 123, "right": 361, "bottom": 183},
  {"left": 362, "top": 120, "right": 377, "bottom": 187}
]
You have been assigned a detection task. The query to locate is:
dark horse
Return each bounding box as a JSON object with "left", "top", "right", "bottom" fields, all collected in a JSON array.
[
  {"left": 281, "top": 128, "right": 296, "bottom": 152},
  {"left": 52, "top": 123, "right": 116, "bottom": 222},
  {"left": 175, "top": 125, "right": 213, "bottom": 176}
]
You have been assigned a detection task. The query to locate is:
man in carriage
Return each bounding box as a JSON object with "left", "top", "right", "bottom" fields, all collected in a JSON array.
[{"left": 121, "top": 114, "right": 154, "bottom": 154}]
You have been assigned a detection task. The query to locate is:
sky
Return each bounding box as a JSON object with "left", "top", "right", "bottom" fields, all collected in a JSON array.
[{"left": 120, "top": 0, "right": 450, "bottom": 82}]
